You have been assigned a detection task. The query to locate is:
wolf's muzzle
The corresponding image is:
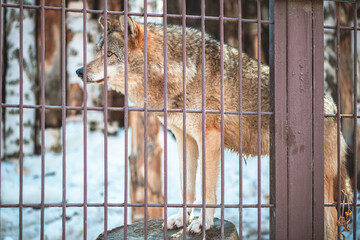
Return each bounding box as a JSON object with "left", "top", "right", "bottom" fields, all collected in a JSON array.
[{"left": 76, "top": 67, "right": 83, "bottom": 78}]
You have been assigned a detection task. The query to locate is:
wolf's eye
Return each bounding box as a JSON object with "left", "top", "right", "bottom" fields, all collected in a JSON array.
[{"left": 107, "top": 51, "right": 114, "bottom": 57}]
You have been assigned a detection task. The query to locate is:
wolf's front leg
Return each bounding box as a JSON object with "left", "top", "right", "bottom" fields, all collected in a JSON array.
[
  {"left": 164, "top": 130, "right": 199, "bottom": 229},
  {"left": 187, "top": 130, "right": 221, "bottom": 234}
]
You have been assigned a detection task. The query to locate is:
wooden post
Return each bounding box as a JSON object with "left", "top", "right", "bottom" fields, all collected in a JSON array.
[{"left": 129, "top": 111, "right": 163, "bottom": 222}]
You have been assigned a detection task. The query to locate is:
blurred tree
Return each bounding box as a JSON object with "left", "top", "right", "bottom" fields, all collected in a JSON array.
[{"left": 3, "top": 0, "right": 37, "bottom": 159}]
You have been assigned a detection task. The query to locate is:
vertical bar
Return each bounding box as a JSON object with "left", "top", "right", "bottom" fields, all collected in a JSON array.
[
  {"left": 61, "top": 0, "right": 67, "bottom": 239},
  {"left": 256, "top": 0, "right": 262, "bottom": 239},
  {"left": 200, "top": 0, "right": 206, "bottom": 238},
  {"left": 123, "top": 2, "right": 129, "bottom": 239},
  {"left": 82, "top": 0, "right": 88, "bottom": 239},
  {"left": 18, "top": 0, "right": 24, "bottom": 239},
  {"left": 219, "top": 0, "right": 225, "bottom": 238},
  {"left": 40, "top": 0, "right": 46, "bottom": 239},
  {"left": 269, "top": 0, "right": 287, "bottom": 239},
  {"left": 352, "top": 2, "right": 358, "bottom": 239},
  {"left": 0, "top": 2, "right": 2, "bottom": 219},
  {"left": 312, "top": 0, "right": 324, "bottom": 239},
  {"left": 335, "top": 2, "right": 341, "bottom": 223},
  {"left": 143, "top": 0, "right": 149, "bottom": 239},
  {"left": 181, "top": 0, "right": 187, "bottom": 238},
  {"left": 237, "top": 0, "right": 243, "bottom": 239},
  {"left": 103, "top": 0, "right": 109, "bottom": 239},
  {"left": 287, "top": 1, "right": 313, "bottom": 239},
  {"left": 163, "top": 0, "right": 168, "bottom": 238}
]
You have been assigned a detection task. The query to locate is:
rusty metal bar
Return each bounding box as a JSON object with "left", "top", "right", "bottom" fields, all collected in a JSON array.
[
  {"left": 103, "top": 0, "right": 109, "bottom": 238},
  {"left": 0, "top": 202, "right": 275, "bottom": 208},
  {"left": 143, "top": 0, "right": 149, "bottom": 239},
  {"left": 40, "top": 0, "right": 46, "bottom": 239},
  {"left": 61, "top": 0, "right": 67, "bottom": 239},
  {"left": 335, "top": 3, "right": 341, "bottom": 227},
  {"left": 256, "top": 0, "right": 262, "bottom": 238},
  {"left": 0, "top": 103, "right": 274, "bottom": 115},
  {"left": 123, "top": 0, "right": 129, "bottom": 239},
  {"left": 162, "top": 0, "right": 168, "bottom": 238},
  {"left": 352, "top": 2, "right": 358, "bottom": 239},
  {"left": 312, "top": 1, "right": 324, "bottom": 239},
  {"left": 181, "top": 0, "right": 187, "bottom": 238},
  {"left": 201, "top": 0, "right": 206, "bottom": 237},
  {"left": 0, "top": 2, "right": 3, "bottom": 232},
  {"left": 237, "top": 0, "right": 243, "bottom": 239},
  {"left": 18, "top": 0, "right": 24, "bottom": 239},
  {"left": 1, "top": 3, "right": 276, "bottom": 24},
  {"left": 82, "top": 0, "right": 88, "bottom": 239},
  {"left": 219, "top": 0, "right": 225, "bottom": 238}
]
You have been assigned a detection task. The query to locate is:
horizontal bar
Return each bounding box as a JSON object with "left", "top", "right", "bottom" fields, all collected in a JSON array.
[
  {"left": 0, "top": 103, "right": 274, "bottom": 115},
  {"left": 0, "top": 3, "right": 274, "bottom": 24},
  {"left": 324, "top": 25, "right": 360, "bottom": 31},
  {"left": 0, "top": 203, "right": 275, "bottom": 208}
]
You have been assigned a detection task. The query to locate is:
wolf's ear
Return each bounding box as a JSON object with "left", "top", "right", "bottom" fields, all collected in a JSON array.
[
  {"left": 98, "top": 16, "right": 119, "bottom": 32},
  {"left": 119, "top": 15, "right": 139, "bottom": 36}
]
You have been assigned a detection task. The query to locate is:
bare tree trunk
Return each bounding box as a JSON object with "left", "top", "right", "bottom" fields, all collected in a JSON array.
[
  {"left": 33, "top": 0, "right": 63, "bottom": 154},
  {"left": 66, "top": 1, "right": 103, "bottom": 124},
  {"left": 3, "top": 0, "right": 37, "bottom": 159},
  {"left": 129, "top": 112, "right": 163, "bottom": 222},
  {"left": 128, "top": 0, "right": 164, "bottom": 223}
]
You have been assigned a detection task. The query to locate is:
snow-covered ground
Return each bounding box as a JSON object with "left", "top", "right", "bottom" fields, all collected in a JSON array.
[{"left": 0, "top": 121, "right": 359, "bottom": 239}]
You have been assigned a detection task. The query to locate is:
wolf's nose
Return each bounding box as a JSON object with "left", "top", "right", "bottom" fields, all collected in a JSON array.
[{"left": 76, "top": 67, "right": 83, "bottom": 78}]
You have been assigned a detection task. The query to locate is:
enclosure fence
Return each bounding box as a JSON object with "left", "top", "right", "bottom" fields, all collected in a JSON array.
[{"left": 0, "top": 0, "right": 359, "bottom": 239}]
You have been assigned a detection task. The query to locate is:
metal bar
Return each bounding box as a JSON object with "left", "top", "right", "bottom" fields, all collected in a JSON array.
[
  {"left": 143, "top": 0, "right": 149, "bottom": 239},
  {"left": 103, "top": 0, "right": 109, "bottom": 238},
  {"left": 19, "top": 0, "right": 24, "bottom": 239},
  {"left": 0, "top": 2, "right": 3, "bottom": 233},
  {"left": 181, "top": 0, "right": 187, "bottom": 238},
  {"left": 256, "top": 0, "right": 262, "bottom": 238},
  {"left": 82, "top": 0, "right": 88, "bottom": 239},
  {"left": 219, "top": 0, "right": 225, "bottom": 238},
  {"left": 200, "top": 0, "right": 206, "bottom": 237},
  {"left": 0, "top": 202, "right": 276, "bottom": 208},
  {"left": 287, "top": 1, "right": 313, "bottom": 238},
  {"left": 237, "top": 0, "right": 243, "bottom": 239},
  {"left": 335, "top": 3, "right": 341, "bottom": 228},
  {"left": 352, "top": 2, "right": 358, "bottom": 239},
  {"left": 40, "top": 0, "right": 46, "bottom": 239},
  {"left": 123, "top": 1, "right": 129, "bottom": 239},
  {"left": 0, "top": 103, "right": 275, "bottom": 115},
  {"left": 312, "top": 1, "right": 324, "bottom": 238},
  {"left": 61, "top": 0, "right": 67, "bottom": 239},
  {"left": 1, "top": 4, "right": 276, "bottom": 23},
  {"left": 162, "top": 0, "right": 168, "bottom": 238}
]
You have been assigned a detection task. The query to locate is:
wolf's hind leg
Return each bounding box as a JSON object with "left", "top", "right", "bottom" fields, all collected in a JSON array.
[{"left": 164, "top": 130, "right": 198, "bottom": 230}]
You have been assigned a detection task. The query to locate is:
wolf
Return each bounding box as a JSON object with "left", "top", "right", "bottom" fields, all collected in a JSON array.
[{"left": 76, "top": 15, "right": 353, "bottom": 238}]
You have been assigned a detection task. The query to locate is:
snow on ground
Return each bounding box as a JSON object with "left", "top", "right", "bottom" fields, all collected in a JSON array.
[{"left": 0, "top": 121, "right": 359, "bottom": 239}]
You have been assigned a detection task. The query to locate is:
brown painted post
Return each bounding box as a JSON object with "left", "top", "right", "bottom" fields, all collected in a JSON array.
[
  {"left": 129, "top": 111, "right": 163, "bottom": 222},
  {"left": 287, "top": 1, "right": 313, "bottom": 239},
  {"left": 271, "top": 1, "right": 324, "bottom": 239}
]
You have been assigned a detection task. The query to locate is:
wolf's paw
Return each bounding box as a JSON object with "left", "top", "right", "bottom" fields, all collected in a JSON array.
[
  {"left": 162, "top": 209, "right": 192, "bottom": 229},
  {"left": 187, "top": 216, "right": 213, "bottom": 234}
]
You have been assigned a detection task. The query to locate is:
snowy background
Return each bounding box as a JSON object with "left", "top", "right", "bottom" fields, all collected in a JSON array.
[
  {"left": 1, "top": 118, "right": 269, "bottom": 240},
  {"left": 1, "top": 119, "right": 359, "bottom": 239}
]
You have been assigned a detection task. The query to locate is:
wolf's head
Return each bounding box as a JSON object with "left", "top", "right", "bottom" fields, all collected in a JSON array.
[{"left": 76, "top": 15, "right": 145, "bottom": 91}]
